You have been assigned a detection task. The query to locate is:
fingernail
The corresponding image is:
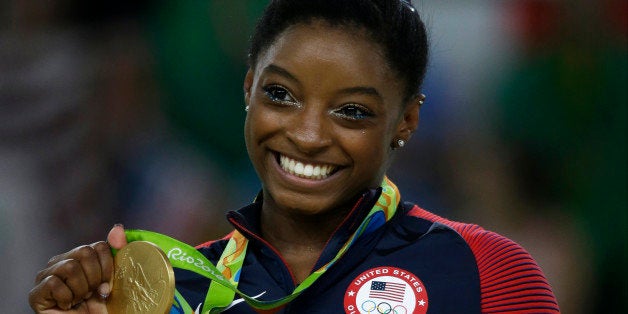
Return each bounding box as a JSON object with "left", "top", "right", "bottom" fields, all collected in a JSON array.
[
  {"left": 98, "top": 282, "right": 111, "bottom": 299},
  {"left": 114, "top": 223, "right": 124, "bottom": 228}
]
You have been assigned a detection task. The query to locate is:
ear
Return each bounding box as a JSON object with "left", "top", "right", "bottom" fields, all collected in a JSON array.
[
  {"left": 243, "top": 68, "right": 254, "bottom": 106},
  {"left": 394, "top": 94, "right": 423, "bottom": 144}
]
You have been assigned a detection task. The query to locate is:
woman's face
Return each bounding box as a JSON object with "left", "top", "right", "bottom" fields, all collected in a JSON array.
[{"left": 244, "top": 21, "right": 419, "bottom": 216}]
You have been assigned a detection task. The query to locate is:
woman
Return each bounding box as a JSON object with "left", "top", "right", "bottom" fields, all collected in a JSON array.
[{"left": 29, "top": 0, "right": 560, "bottom": 313}]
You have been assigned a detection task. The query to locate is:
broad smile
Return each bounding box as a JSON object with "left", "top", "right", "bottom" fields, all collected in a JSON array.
[{"left": 277, "top": 154, "right": 338, "bottom": 180}]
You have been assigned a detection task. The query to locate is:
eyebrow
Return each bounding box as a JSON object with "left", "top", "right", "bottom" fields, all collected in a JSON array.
[
  {"left": 263, "top": 64, "right": 299, "bottom": 83},
  {"left": 337, "top": 86, "right": 382, "bottom": 101},
  {"left": 262, "top": 63, "right": 383, "bottom": 101}
]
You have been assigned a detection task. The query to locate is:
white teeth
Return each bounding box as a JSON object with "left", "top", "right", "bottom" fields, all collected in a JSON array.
[
  {"left": 304, "top": 164, "right": 313, "bottom": 176},
  {"left": 313, "top": 166, "right": 321, "bottom": 176},
  {"left": 295, "top": 162, "right": 304, "bottom": 174},
  {"left": 279, "top": 155, "right": 336, "bottom": 180}
]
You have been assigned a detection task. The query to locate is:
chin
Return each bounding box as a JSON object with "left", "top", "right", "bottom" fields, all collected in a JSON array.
[{"left": 265, "top": 188, "right": 354, "bottom": 218}]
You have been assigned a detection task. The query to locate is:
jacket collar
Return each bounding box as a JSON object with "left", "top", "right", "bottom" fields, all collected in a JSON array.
[{"left": 225, "top": 187, "right": 383, "bottom": 270}]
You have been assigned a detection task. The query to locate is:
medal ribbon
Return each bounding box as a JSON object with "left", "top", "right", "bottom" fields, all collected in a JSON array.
[{"left": 123, "top": 177, "right": 400, "bottom": 313}]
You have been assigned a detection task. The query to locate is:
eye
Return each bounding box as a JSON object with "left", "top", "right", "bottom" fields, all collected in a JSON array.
[
  {"left": 263, "top": 85, "right": 298, "bottom": 106},
  {"left": 331, "top": 104, "right": 374, "bottom": 120}
]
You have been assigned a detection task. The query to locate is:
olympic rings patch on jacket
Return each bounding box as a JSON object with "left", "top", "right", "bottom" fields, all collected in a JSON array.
[{"left": 344, "top": 266, "right": 428, "bottom": 314}]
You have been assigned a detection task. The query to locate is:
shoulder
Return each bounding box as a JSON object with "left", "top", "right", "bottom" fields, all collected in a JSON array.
[{"left": 406, "top": 204, "right": 561, "bottom": 313}]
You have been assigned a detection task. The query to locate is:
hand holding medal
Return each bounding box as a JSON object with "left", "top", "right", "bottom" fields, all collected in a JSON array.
[{"left": 28, "top": 225, "right": 175, "bottom": 314}]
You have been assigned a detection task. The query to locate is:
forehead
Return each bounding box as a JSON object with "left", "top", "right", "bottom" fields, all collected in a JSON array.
[{"left": 254, "top": 21, "right": 402, "bottom": 91}]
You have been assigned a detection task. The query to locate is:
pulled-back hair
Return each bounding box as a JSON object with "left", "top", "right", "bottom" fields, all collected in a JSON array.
[{"left": 248, "top": 0, "right": 429, "bottom": 101}]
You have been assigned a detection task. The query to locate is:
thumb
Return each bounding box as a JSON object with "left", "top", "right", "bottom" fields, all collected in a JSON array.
[
  {"left": 97, "top": 224, "right": 127, "bottom": 301},
  {"left": 107, "top": 224, "right": 127, "bottom": 250}
]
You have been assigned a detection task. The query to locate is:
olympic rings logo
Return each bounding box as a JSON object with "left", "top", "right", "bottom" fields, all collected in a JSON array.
[{"left": 361, "top": 300, "right": 408, "bottom": 314}]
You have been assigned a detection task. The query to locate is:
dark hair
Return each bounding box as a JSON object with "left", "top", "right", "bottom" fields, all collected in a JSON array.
[{"left": 248, "top": 0, "right": 429, "bottom": 101}]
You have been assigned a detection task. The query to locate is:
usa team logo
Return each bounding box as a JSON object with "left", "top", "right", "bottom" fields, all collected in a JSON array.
[{"left": 344, "top": 266, "right": 428, "bottom": 314}]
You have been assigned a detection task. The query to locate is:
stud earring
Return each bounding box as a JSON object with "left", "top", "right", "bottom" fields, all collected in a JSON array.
[
  {"left": 392, "top": 139, "right": 406, "bottom": 150},
  {"left": 245, "top": 105, "right": 250, "bottom": 112}
]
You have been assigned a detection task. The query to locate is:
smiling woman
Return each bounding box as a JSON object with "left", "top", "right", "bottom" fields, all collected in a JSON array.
[{"left": 29, "top": 1, "right": 560, "bottom": 313}]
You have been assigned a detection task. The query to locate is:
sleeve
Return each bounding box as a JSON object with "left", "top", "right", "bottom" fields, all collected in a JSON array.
[
  {"left": 410, "top": 206, "right": 560, "bottom": 313},
  {"left": 456, "top": 224, "right": 560, "bottom": 313}
]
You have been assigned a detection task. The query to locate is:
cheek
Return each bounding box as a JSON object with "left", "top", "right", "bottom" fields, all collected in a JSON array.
[
  {"left": 344, "top": 133, "right": 389, "bottom": 165},
  {"left": 244, "top": 111, "right": 264, "bottom": 159},
  {"left": 245, "top": 106, "right": 282, "bottom": 151},
  {"left": 244, "top": 111, "right": 255, "bottom": 145}
]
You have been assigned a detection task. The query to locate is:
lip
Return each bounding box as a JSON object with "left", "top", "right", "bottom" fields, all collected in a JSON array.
[{"left": 268, "top": 151, "right": 344, "bottom": 187}]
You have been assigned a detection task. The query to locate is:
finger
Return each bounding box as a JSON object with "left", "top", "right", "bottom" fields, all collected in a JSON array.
[
  {"left": 61, "top": 260, "right": 91, "bottom": 307},
  {"left": 47, "top": 259, "right": 91, "bottom": 306},
  {"left": 107, "top": 224, "right": 127, "bottom": 250},
  {"left": 101, "top": 224, "right": 126, "bottom": 299},
  {"left": 85, "top": 295, "right": 109, "bottom": 313},
  {"left": 29, "top": 275, "right": 74, "bottom": 311},
  {"left": 45, "top": 225, "right": 123, "bottom": 268},
  {"left": 36, "top": 251, "right": 74, "bottom": 286},
  {"left": 46, "top": 251, "right": 71, "bottom": 269},
  {"left": 91, "top": 241, "right": 113, "bottom": 283},
  {"left": 38, "top": 245, "right": 103, "bottom": 293},
  {"left": 73, "top": 245, "right": 104, "bottom": 291},
  {"left": 91, "top": 241, "right": 115, "bottom": 299}
]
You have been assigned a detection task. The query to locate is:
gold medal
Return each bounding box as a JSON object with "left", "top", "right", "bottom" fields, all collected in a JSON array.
[{"left": 107, "top": 241, "right": 175, "bottom": 314}]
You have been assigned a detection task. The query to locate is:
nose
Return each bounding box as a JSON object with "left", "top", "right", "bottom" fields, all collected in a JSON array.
[{"left": 285, "top": 106, "right": 332, "bottom": 154}]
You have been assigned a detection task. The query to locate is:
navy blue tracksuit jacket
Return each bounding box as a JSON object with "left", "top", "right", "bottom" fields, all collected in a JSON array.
[{"left": 171, "top": 188, "right": 559, "bottom": 313}]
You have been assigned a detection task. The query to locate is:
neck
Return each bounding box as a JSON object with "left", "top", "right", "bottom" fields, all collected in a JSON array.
[
  {"left": 260, "top": 203, "right": 350, "bottom": 253},
  {"left": 259, "top": 195, "right": 354, "bottom": 283}
]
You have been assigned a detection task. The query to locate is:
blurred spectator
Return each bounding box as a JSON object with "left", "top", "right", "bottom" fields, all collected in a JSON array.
[
  {"left": 0, "top": 0, "right": 237, "bottom": 310},
  {"left": 1, "top": 1, "right": 112, "bottom": 311}
]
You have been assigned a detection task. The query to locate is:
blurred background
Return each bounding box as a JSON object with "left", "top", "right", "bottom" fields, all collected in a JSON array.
[{"left": 0, "top": 0, "right": 625, "bottom": 312}]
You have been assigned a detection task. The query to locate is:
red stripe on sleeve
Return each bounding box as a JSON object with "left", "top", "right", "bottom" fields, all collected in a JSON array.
[{"left": 408, "top": 205, "right": 560, "bottom": 313}]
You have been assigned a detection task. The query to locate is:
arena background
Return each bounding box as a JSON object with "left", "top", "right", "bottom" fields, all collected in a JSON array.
[{"left": 1, "top": 1, "right": 626, "bottom": 312}]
